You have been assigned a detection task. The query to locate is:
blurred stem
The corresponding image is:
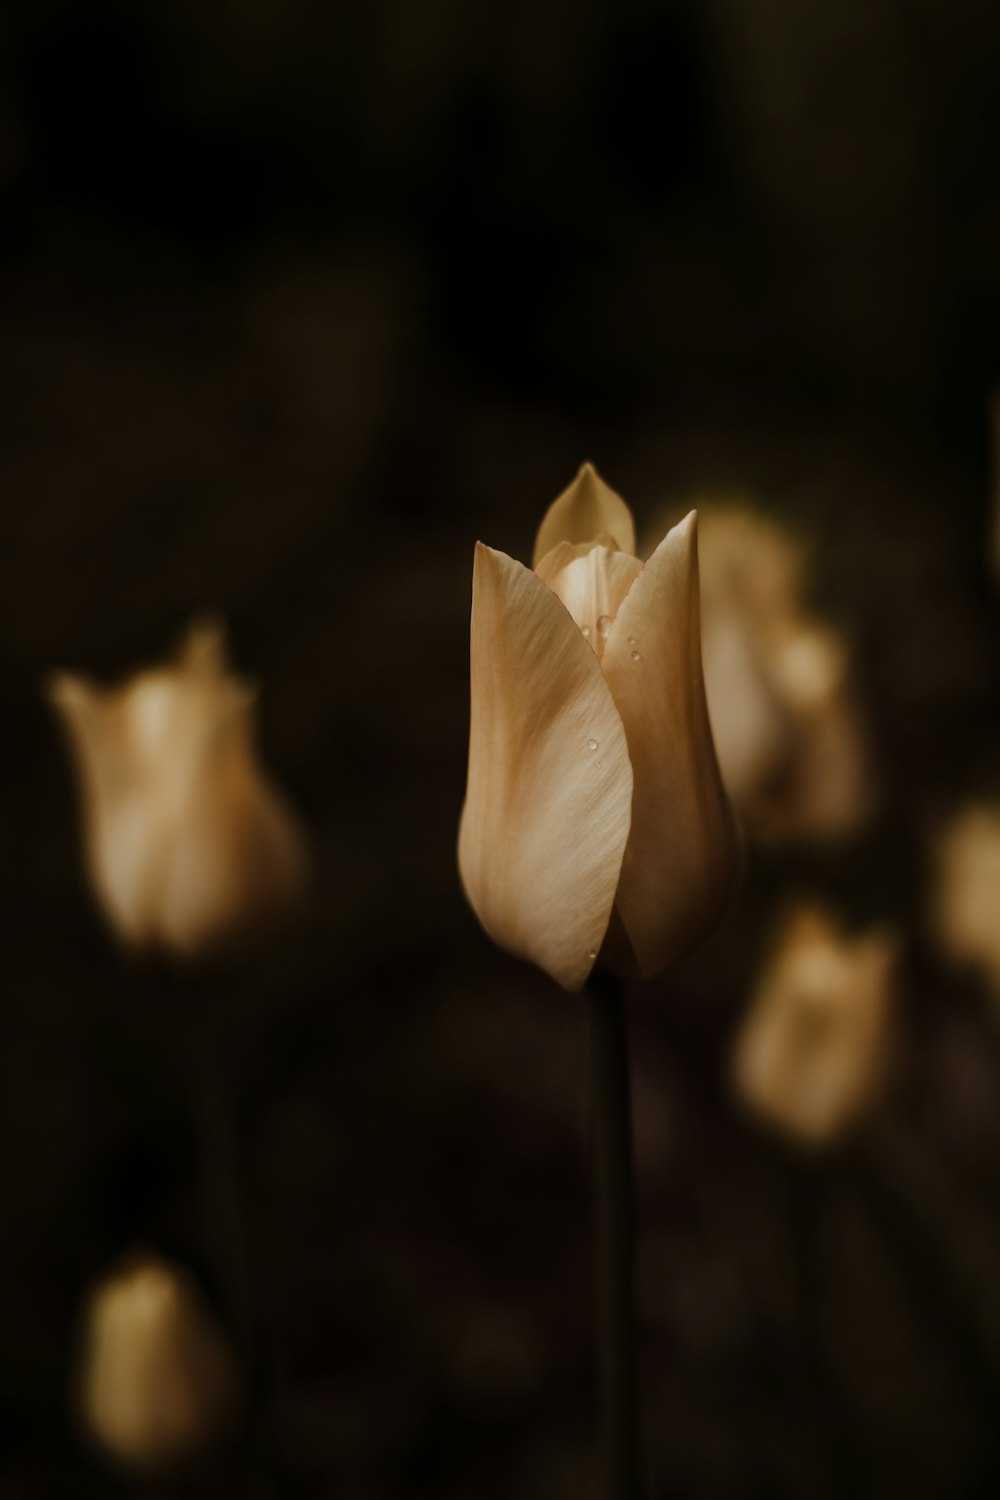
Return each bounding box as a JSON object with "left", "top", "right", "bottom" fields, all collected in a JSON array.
[
  {"left": 858, "top": 1134, "right": 1000, "bottom": 1422},
  {"left": 586, "top": 967, "right": 643, "bottom": 1500},
  {"left": 781, "top": 1156, "right": 856, "bottom": 1496},
  {"left": 188, "top": 1000, "right": 254, "bottom": 1372}
]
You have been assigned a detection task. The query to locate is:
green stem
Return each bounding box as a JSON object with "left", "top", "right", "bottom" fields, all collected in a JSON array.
[{"left": 586, "top": 967, "right": 643, "bottom": 1500}]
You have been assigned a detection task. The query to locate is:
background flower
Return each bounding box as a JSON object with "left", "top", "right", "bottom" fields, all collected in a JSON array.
[
  {"left": 74, "top": 1250, "right": 238, "bottom": 1471},
  {"left": 48, "top": 621, "right": 308, "bottom": 958},
  {"left": 4, "top": 1, "right": 1000, "bottom": 1493},
  {"left": 731, "top": 903, "right": 898, "bottom": 1147}
]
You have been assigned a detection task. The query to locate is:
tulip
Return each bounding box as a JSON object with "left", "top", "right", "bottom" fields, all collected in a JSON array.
[
  {"left": 48, "top": 620, "right": 307, "bottom": 958},
  {"left": 695, "top": 505, "right": 874, "bottom": 844},
  {"left": 732, "top": 904, "right": 897, "bottom": 1147},
  {"left": 933, "top": 803, "right": 1000, "bottom": 1001},
  {"left": 75, "top": 1250, "right": 239, "bottom": 1470},
  {"left": 458, "top": 464, "right": 740, "bottom": 991}
]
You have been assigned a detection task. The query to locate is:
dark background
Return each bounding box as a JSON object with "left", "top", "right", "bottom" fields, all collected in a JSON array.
[{"left": 3, "top": 2, "right": 1000, "bottom": 1496}]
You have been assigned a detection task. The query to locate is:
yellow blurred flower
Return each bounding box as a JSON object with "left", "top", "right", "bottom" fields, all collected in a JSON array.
[
  {"left": 48, "top": 620, "right": 307, "bottom": 958},
  {"left": 933, "top": 803, "right": 1000, "bottom": 1000},
  {"left": 732, "top": 904, "right": 898, "bottom": 1147},
  {"left": 75, "top": 1250, "right": 239, "bottom": 1471},
  {"left": 692, "top": 504, "right": 874, "bottom": 844},
  {"left": 459, "top": 464, "right": 739, "bottom": 991}
]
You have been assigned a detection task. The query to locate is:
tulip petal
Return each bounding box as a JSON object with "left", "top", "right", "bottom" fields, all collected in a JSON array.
[
  {"left": 180, "top": 617, "right": 228, "bottom": 676},
  {"left": 459, "top": 543, "right": 634, "bottom": 991},
  {"left": 536, "top": 540, "right": 642, "bottom": 658},
  {"left": 533, "top": 463, "right": 637, "bottom": 567},
  {"left": 601, "top": 513, "right": 739, "bottom": 978}
]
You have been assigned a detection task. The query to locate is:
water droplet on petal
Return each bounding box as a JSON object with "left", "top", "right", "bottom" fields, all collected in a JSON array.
[
  {"left": 587, "top": 949, "right": 598, "bottom": 961},
  {"left": 597, "top": 615, "right": 613, "bottom": 640},
  {"left": 581, "top": 625, "right": 591, "bottom": 638},
  {"left": 587, "top": 738, "right": 599, "bottom": 751},
  {"left": 630, "top": 649, "right": 641, "bottom": 661}
]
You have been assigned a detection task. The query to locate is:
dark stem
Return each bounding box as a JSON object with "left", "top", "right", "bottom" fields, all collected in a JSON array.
[
  {"left": 857, "top": 1133, "right": 1000, "bottom": 1427},
  {"left": 188, "top": 1009, "right": 254, "bottom": 1372},
  {"left": 586, "top": 966, "right": 643, "bottom": 1500},
  {"left": 781, "top": 1155, "right": 857, "bottom": 1497}
]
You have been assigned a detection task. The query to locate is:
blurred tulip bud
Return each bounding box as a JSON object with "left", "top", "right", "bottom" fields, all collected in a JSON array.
[
  {"left": 732, "top": 904, "right": 898, "bottom": 1147},
  {"left": 459, "top": 464, "right": 740, "bottom": 991},
  {"left": 933, "top": 803, "right": 1000, "bottom": 999},
  {"left": 694, "top": 505, "right": 874, "bottom": 844},
  {"left": 75, "top": 1250, "right": 239, "bottom": 1471},
  {"left": 48, "top": 620, "right": 307, "bottom": 958}
]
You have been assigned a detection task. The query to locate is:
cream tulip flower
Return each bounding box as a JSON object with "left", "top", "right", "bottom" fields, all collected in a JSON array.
[
  {"left": 933, "top": 803, "right": 1000, "bottom": 1001},
  {"left": 458, "top": 464, "right": 739, "bottom": 991},
  {"left": 75, "top": 1250, "right": 239, "bottom": 1470},
  {"left": 696, "top": 505, "right": 875, "bottom": 845},
  {"left": 48, "top": 620, "right": 307, "bottom": 958},
  {"left": 732, "top": 904, "right": 898, "bottom": 1147}
]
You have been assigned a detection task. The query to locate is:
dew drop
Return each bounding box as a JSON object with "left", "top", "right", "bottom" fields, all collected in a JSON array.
[
  {"left": 581, "top": 625, "right": 591, "bottom": 638},
  {"left": 587, "top": 949, "right": 598, "bottom": 961},
  {"left": 627, "top": 635, "right": 635, "bottom": 645},
  {"left": 630, "top": 649, "right": 641, "bottom": 661},
  {"left": 587, "top": 738, "right": 599, "bottom": 751},
  {"left": 597, "top": 615, "right": 613, "bottom": 640}
]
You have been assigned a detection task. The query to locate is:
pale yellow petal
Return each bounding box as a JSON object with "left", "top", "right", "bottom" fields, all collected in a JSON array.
[
  {"left": 458, "top": 544, "right": 634, "bottom": 991},
  {"left": 179, "top": 617, "right": 227, "bottom": 676},
  {"left": 731, "top": 905, "right": 897, "bottom": 1146},
  {"left": 532, "top": 463, "right": 637, "bottom": 567},
  {"left": 534, "top": 532, "right": 621, "bottom": 584},
  {"left": 46, "top": 670, "right": 97, "bottom": 719},
  {"left": 46, "top": 630, "right": 308, "bottom": 959},
  {"left": 536, "top": 541, "right": 643, "bottom": 657},
  {"left": 601, "top": 512, "right": 740, "bottom": 978}
]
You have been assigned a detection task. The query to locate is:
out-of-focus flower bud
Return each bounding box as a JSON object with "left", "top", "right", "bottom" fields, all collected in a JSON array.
[
  {"left": 75, "top": 1250, "right": 239, "bottom": 1471},
  {"left": 459, "top": 464, "right": 740, "bottom": 991},
  {"left": 48, "top": 620, "right": 307, "bottom": 958},
  {"left": 933, "top": 803, "right": 1000, "bottom": 999},
  {"left": 694, "top": 505, "right": 874, "bottom": 844},
  {"left": 732, "top": 904, "right": 898, "bottom": 1147}
]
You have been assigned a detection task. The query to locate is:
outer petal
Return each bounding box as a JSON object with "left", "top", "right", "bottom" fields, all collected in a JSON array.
[
  {"left": 600, "top": 513, "right": 740, "bottom": 978},
  {"left": 532, "top": 463, "right": 637, "bottom": 566},
  {"left": 458, "top": 544, "right": 634, "bottom": 991}
]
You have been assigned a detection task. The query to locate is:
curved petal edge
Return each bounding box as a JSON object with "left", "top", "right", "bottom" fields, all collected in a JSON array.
[
  {"left": 458, "top": 544, "right": 634, "bottom": 991},
  {"left": 601, "top": 512, "right": 741, "bottom": 978},
  {"left": 532, "top": 464, "right": 637, "bottom": 567}
]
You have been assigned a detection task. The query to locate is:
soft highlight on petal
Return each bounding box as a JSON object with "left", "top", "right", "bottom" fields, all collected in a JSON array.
[
  {"left": 600, "top": 512, "right": 739, "bottom": 978},
  {"left": 536, "top": 540, "right": 642, "bottom": 657},
  {"left": 458, "top": 544, "right": 634, "bottom": 991},
  {"left": 532, "top": 463, "right": 636, "bottom": 566}
]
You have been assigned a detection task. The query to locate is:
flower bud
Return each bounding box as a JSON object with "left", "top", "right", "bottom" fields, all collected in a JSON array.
[
  {"left": 732, "top": 904, "right": 897, "bottom": 1147},
  {"left": 933, "top": 803, "right": 1000, "bottom": 1001},
  {"left": 75, "top": 1250, "right": 239, "bottom": 1470},
  {"left": 696, "top": 505, "right": 874, "bottom": 844},
  {"left": 458, "top": 464, "right": 740, "bottom": 990},
  {"left": 48, "top": 620, "right": 307, "bottom": 958}
]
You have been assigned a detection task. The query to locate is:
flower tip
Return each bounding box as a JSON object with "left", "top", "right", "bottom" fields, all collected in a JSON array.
[
  {"left": 44, "top": 671, "right": 89, "bottom": 713},
  {"left": 180, "top": 615, "right": 228, "bottom": 672}
]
